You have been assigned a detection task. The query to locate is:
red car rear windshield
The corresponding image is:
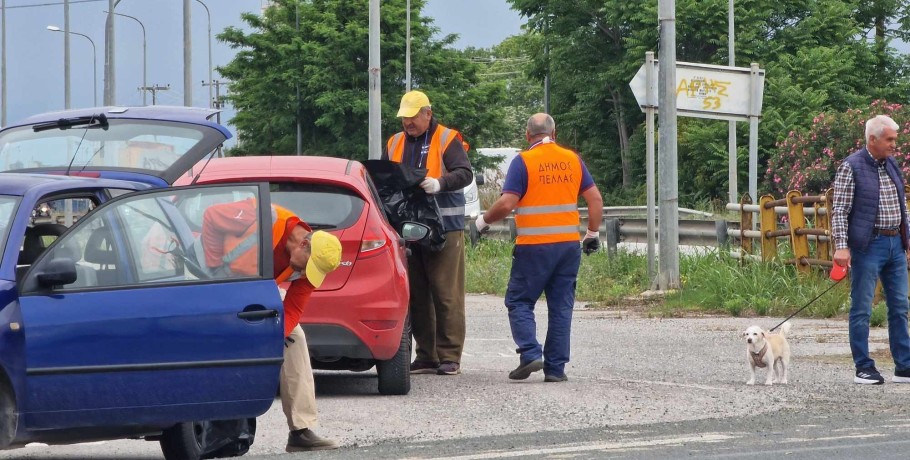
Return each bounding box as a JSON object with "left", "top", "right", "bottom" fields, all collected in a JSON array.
[{"left": 270, "top": 183, "right": 365, "bottom": 230}]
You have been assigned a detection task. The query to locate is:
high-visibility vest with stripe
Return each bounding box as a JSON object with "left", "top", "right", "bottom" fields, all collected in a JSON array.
[
  {"left": 222, "top": 204, "right": 297, "bottom": 280},
  {"left": 514, "top": 142, "right": 582, "bottom": 245},
  {"left": 386, "top": 123, "right": 467, "bottom": 233}
]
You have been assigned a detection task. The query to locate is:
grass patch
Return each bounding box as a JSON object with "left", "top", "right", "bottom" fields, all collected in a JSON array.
[
  {"left": 465, "top": 238, "right": 650, "bottom": 305},
  {"left": 465, "top": 237, "right": 883, "bottom": 322},
  {"left": 667, "top": 252, "right": 851, "bottom": 318}
]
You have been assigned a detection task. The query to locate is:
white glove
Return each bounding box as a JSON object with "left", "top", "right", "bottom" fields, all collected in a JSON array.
[
  {"left": 420, "top": 177, "right": 441, "bottom": 194},
  {"left": 475, "top": 214, "right": 490, "bottom": 233}
]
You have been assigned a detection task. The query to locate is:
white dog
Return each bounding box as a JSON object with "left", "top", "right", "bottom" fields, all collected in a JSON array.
[{"left": 742, "top": 321, "right": 791, "bottom": 385}]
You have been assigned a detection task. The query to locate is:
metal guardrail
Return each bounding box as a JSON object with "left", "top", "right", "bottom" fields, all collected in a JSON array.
[{"left": 466, "top": 207, "right": 725, "bottom": 249}]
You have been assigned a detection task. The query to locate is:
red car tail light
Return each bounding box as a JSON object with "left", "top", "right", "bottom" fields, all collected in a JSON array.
[
  {"left": 360, "top": 320, "right": 398, "bottom": 331},
  {"left": 360, "top": 223, "right": 388, "bottom": 255}
]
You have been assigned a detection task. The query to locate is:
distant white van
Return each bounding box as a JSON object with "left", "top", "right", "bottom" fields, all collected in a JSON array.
[
  {"left": 476, "top": 147, "right": 521, "bottom": 185},
  {"left": 463, "top": 175, "right": 481, "bottom": 219}
]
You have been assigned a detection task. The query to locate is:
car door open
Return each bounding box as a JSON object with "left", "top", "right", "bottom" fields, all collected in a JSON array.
[{"left": 15, "top": 183, "right": 283, "bottom": 430}]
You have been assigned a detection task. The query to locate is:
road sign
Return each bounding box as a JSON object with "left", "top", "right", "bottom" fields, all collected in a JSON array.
[{"left": 629, "top": 60, "right": 765, "bottom": 122}]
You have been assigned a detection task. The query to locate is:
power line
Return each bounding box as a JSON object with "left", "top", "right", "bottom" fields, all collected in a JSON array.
[{"left": 1, "top": 0, "right": 105, "bottom": 10}]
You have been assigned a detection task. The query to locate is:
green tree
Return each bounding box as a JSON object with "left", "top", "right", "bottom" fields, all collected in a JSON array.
[
  {"left": 462, "top": 34, "right": 546, "bottom": 149},
  {"left": 218, "top": 0, "right": 508, "bottom": 161},
  {"left": 508, "top": 0, "right": 910, "bottom": 205}
]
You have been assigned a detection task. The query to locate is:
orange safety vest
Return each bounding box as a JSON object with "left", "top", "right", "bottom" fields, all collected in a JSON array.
[
  {"left": 514, "top": 142, "right": 583, "bottom": 245},
  {"left": 386, "top": 123, "right": 468, "bottom": 232},
  {"left": 386, "top": 123, "right": 466, "bottom": 179},
  {"left": 272, "top": 205, "right": 302, "bottom": 284},
  {"left": 220, "top": 204, "right": 298, "bottom": 280}
]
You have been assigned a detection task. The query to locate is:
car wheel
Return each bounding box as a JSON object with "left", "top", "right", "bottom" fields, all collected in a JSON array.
[
  {"left": 160, "top": 421, "right": 205, "bottom": 460},
  {"left": 376, "top": 316, "right": 411, "bottom": 395},
  {"left": 0, "top": 379, "right": 17, "bottom": 449},
  {"left": 159, "top": 418, "right": 256, "bottom": 460}
]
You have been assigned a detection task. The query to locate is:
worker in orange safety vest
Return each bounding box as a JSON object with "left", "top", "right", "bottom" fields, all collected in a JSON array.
[
  {"left": 382, "top": 90, "right": 473, "bottom": 376},
  {"left": 474, "top": 113, "right": 603, "bottom": 383},
  {"left": 200, "top": 198, "right": 342, "bottom": 452}
]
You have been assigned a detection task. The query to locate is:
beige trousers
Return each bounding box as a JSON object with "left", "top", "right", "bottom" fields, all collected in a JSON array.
[{"left": 280, "top": 324, "right": 318, "bottom": 431}]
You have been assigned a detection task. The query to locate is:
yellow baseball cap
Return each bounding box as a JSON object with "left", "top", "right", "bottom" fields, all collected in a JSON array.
[
  {"left": 397, "top": 90, "right": 431, "bottom": 118},
  {"left": 306, "top": 230, "right": 342, "bottom": 288}
]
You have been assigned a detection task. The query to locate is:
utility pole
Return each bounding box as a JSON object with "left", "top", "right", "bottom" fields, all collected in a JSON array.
[
  {"left": 405, "top": 0, "right": 410, "bottom": 91},
  {"left": 139, "top": 84, "right": 170, "bottom": 105},
  {"left": 64, "top": 0, "right": 70, "bottom": 108},
  {"left": 727, "top": 0, "right": 737, "bottom": 204},
  {"left": 657, "top": 0, "right": 680, "bottom": 291},
  {"left": 183, "top": 0, "right": 192, "bottom": 106},
  {"left": 103, "top": 0, "right": 120, "bottom": 105},
  {"left": 295, "top": 2, "right": 301, "bottom": 155},
  {"left": 204, "top": 79, "right": 228, "bottom": 157},
  {"left": 2, "top": 0, "right": 7, "bottom": 126},
  {"left": 202, "top": 79, "right": 228, "bottom": 124},
  {"left": 367, "top": 0, "right": 381, "bottom": 159},
  {"left": 544, "top": 18, "right": 550, "bottom": 114}
]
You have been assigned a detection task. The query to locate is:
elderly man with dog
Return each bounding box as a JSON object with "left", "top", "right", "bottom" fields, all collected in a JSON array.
[
  {"left": 475, "top": 113, "right": 603, "bottom": 383},
  {"left": 831, "top": 114, "right": 910, "bottom": 385}
]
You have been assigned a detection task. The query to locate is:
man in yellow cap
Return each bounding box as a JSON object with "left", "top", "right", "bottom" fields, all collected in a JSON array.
[
  {"left": 200, "top": 199, "right": 342, "bottom": 451},
  {"left": 383, "top": 90, "right": 473, "bottom": 376}
]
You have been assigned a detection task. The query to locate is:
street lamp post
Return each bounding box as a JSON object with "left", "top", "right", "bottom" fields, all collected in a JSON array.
[
  {"left": 405, "top": 0, "right": 410, "bottom": 91},
  {"left": 195, "top": 0, "right": 213, "bottom": 108},
  {"left": 48, "top": 25, "right": 97, "bottom": 107},
  {"left": 104, "top": 11, "right": 145, "bottom": 105},
  {"left": 104, "top": 0, "right": 122, "bottom": 105}
]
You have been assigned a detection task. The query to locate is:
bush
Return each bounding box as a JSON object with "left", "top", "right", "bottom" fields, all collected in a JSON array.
[{"left": 766, "top": 100, "right": 910, "bottom": 196}]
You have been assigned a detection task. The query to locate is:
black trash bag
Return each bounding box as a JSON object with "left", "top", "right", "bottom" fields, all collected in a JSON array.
[
  {"left": 199, "top": 418, "right": 256, "bottom": 459},
  {"left": 363, "top": 159, "right": 447, "bottom": 251}
]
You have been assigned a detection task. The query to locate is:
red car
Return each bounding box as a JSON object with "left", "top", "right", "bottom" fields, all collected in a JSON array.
[{"left": 176, "top": 156, "right": 414, "bottom": 395}]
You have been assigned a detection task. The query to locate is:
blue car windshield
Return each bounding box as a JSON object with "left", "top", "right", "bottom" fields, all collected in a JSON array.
[
  {"left": 0, "top": 120, "right": 206, "bottom": 175},
  {"left": 0, "top": 196, "right": 18, "bottom": 259}
]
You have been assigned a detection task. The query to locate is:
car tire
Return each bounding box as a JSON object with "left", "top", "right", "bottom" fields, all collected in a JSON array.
[
  {"left": 160, "top": 419, "right": 256, "bottom": 460},
  {"left": 160, "top": 422, "right": 205, "bottom": 460},
  {"left": 0, "top": 379, "right": 16, "bottom": 449},
  {"left": 376, "top": 317, "right": 411, "bottom": 395}
]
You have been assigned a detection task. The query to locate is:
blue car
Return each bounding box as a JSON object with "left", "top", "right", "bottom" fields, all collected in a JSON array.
[{"left": 0, "top": 107, "right": 285, "bottom": 459}]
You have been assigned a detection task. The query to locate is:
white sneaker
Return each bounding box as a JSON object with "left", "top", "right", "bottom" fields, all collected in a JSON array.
[
  {"left": 855, "top": 368, "right": 884, "bottom": 385},
  {"left": 893, "top": 369, "right": 910, "bottom": 383}
]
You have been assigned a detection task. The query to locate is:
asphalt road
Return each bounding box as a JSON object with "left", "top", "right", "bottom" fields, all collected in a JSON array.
[{"left": 5, "top": 294, "right": 910, "bottom": 459}]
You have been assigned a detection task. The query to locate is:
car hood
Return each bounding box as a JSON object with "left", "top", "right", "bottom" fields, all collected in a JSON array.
[{"left": 0, "top": 106, "right": 230, "bottom": 187}]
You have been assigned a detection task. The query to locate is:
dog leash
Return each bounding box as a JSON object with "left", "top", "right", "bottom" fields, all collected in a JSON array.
[{"left": 768, "top": 274, "right": 847, "bottom": 332}]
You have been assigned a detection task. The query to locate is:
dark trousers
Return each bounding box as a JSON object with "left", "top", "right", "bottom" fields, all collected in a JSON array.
[
  {"left": 505, "top": 241, "right": 580, "bottom": 376},
  {"left": 409, "top": 230, "right": 466, "bottom": 364}
]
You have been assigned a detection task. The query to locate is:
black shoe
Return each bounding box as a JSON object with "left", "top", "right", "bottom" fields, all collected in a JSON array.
[
  {"left": 286, "top": 428, "right": 339, "bottom": 452},
  {"left": 893, "top": 368, "right": 910, "bottom": 383},
  {"left": 509, "top": 359, "right": 543, "bottom": 380},
  {"left": 855, "top": 367, "right": 884, "bottom": 385},
  {"left": 544, "top": 374, "right": 568, "bottom": 382},
  {"left": 437, "top": 361, "right": 461, "bottom": 375},
  {"left": 410, "top": 360, "right": 439, "bottom": 374}
]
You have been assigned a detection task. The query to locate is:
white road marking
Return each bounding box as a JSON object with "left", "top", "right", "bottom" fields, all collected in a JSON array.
[{"left": 407, "top": 433, "right": 735, "bottom": 460}]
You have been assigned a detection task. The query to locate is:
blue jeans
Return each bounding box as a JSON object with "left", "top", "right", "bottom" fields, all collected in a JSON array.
[
  {"left": 849, "top": 233, "right": 910, "bottom": 371},
  {"left": 504, "top": 242, "right": 580, "bottom": 377}
]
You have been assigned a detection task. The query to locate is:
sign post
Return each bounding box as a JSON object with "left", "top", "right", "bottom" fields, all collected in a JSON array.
[
  {"left": 630, "top": 57, "right": 766, "bottom": 285},
  {"left": 644, "top": 51, "right": 656, "bottom": 282}
]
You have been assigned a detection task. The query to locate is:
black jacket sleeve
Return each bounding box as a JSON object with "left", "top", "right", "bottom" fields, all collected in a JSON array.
[{"left": 438, "top": 140, "right": 473, "bottom": 192}]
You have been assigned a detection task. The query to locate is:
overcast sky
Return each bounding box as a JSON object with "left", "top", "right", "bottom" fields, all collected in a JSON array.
[{"left": 0, "top": 0, "right": 524, "bottom": 137}]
